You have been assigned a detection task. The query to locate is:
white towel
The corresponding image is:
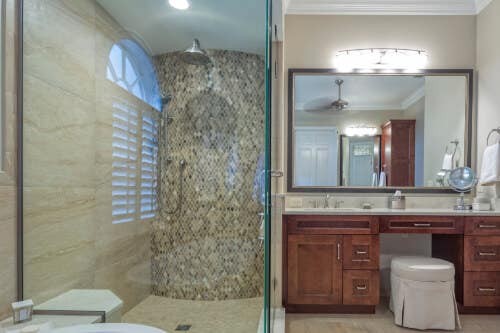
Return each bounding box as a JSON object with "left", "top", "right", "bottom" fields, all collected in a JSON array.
[
  {"left": 480, "top": 143, "right": 500, "bottom": 185},
  {"left": 379, "top": 171, "right": 386, "bottom": 187},
  {"left": 372, "top": 172, "right": 379, "bottom": 187},
  {"left": 442, "top": 153, "right": 453, "bottom": 170}
]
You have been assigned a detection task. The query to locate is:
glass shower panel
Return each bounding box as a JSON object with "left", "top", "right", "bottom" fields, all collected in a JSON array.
[{"left": 22, "top": 0, "right": 271, "bottom": 332}]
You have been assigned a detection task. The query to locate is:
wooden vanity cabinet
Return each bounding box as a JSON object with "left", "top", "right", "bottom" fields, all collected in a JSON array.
[
  {"left": 287, "top": 235, "right": 343, "bottom": 305},
  {"left": 463, "top": 217, "right": 500, "bottom": 309},
  {"left": 284, "top": 214, "right": 500, "bottom": 313},
  {"left": 283, "top": 215, "right": 380, "bottom": 312}
]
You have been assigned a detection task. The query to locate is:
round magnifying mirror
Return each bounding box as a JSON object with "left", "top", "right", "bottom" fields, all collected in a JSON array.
[{"left": 447, "top": 167, "right": 477, "bottom": 210}]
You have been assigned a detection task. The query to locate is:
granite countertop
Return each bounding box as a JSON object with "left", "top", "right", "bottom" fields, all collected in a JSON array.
[{"left": 284, "top": 207, "right": 500, "bottom": 216}]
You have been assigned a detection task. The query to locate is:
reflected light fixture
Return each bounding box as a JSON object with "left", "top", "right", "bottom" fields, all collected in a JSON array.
[
  {"left": 345, "top": 126, "right": 378, "bottom": 137},
  {"left": 169, "top": 0, "right": 190, "bottom": 10},
  {"left": 335, "top": 48, "right": 428, "bottom": 70}
]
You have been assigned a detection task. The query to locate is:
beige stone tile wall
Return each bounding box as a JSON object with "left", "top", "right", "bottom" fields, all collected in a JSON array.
[
  {"left": 0, "top": 0, "right": 19, "bottom": 320},
  {"left": 23, "top": 0, "right": 153, "bottom": 313},
  {"left": 151, "top": 50, "right": 265, "bottom": 300}
]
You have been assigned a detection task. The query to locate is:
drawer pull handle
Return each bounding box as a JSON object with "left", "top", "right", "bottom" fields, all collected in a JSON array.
[
  {"left": 352, "top": 259, "right": 371, "bottom": 262},
  {"left": 337, "top": 243, "right": 341, "bottom": 261},
  {"left": 356, "top": 285, "right": 367, "bottom": 290},
  {"left": 479, "top": 224, "right": 497, "bottom": 228},
  {"left": 479, "top": 252, "right": 497, "bottom": 256},
  {"left": 413, "top": 223, "right": 431, "bottom": 227},
  {"left": 355, "top": 251, "right": 368, "bottom": 255},
  {"left": 478, "top": 287, "right": 496, "bottom": 292}
]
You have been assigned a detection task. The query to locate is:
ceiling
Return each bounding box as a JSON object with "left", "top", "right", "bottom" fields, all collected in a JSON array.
[
  {"left": 97, "top": 0, "right": 267, "bottom": 56},
  {"left": 285, "top": 0, "right": 492, "bottom": 15},
  {"left": 295, "top": 75, "right": 425, "bottom": 111}
]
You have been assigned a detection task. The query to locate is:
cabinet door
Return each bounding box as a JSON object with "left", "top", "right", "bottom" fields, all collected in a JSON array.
[
  {"left": 287, "top": 235, "right": 343, "bottom": 305},
  {"left": 465, "top": 236, "right": 500, "bottom": 271},
  {"left": 343, "top": 235, "right": 379, "bottom": 270},
  {"left": 343, "top": 270, "right": 380, "bottom": 305},
  {"left": 465, "top": 217, "right": 500, "bottom": 236},
  {"left": 464, "top": 272, "right": 500, "bottom": 307}
]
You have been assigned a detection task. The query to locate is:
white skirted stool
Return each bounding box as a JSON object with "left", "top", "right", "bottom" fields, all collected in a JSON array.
[{"left": 390, "top": 256, "right": 461, "bottom": 331}]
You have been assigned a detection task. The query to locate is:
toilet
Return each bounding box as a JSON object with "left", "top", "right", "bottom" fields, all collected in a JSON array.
[{"left": 390, "top": 256, "right": 460, "bottom": 330}]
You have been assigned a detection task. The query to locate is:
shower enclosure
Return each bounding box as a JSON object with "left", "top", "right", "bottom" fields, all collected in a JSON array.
[{"left": 19, "top": 0, "right": 274, "bottom": 332}]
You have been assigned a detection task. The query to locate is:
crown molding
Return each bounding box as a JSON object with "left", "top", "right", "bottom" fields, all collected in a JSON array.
[
  {"left": 286, "top": 0, "right": 483, "bottom": 15},
  {"left": 401, "top": 86, "right": 425, "bottom": 110},
  {"left": 475, "top": 0, "right": 493, "bottom": 13}
]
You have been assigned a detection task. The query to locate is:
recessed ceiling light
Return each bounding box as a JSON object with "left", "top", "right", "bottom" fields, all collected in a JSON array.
[{"left": 169, "top": 0, "right": 190, "bottom": 10}]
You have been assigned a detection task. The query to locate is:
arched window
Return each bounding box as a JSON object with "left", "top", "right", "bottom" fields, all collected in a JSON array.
[
  {"left": 106, "top": 39, "right": 161, "bottom": 111},
  {"left": 108, "top": 39, "right": 160, "bottom": 224}
]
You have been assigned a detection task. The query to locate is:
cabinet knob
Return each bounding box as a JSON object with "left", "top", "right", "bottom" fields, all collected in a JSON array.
[
  {"left": 356, "top": 285, "right": 367, "bottom": 291},
  {"left": 413, "top": 223, "right": 431, "bottom": 227},
  {"left": 337, "top": 243, "right": 341, "bottom": 261},
  {"left": 355, "top": 251, "right": 368, "bottom": 255},
  {"left": 478, "top": 287, "right": 496, "bottom": 292}
]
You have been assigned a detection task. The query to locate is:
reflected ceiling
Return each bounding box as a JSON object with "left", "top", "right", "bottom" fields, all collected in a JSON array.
[{"left": 295, "top": 75, "right": 425, "bottom": 111}]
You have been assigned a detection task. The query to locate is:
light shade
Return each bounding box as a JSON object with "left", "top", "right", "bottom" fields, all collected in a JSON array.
[
  {"left": 169, "top": 0, "right": 190, "bottom": 10},
  {"left": 345, "top": 126, "right": 378, "bottom": 137},
  {"left": 336, "top": 48, "right": 428, "bottom": 70}
]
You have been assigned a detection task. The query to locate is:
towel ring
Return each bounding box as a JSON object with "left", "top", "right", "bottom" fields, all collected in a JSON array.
[
  {"left": 444, "top": 140, "right": 460, "bottom": 169},
  {"left": 445, "top": 140, "right": 459, "bottom": 155},
  {"left": 487, "top": 128, "right": 500, "bottom": 145}
]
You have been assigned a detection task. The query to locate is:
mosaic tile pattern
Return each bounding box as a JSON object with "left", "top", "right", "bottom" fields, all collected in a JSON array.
[{"left": 152, "top": 50, "right": 265, "bottom": 300}]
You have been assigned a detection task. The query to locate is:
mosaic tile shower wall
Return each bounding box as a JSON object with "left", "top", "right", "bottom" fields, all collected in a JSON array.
[{"left": 152, "top": 50, "right": 265, "bottom": 300}]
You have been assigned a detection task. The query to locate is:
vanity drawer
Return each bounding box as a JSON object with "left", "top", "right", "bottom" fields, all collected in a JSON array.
[
  {"left": 465, "top": 236, "right": 500, "bottom": 271},
  {"left": 287, "top": 215, "right": 378, "bottom": 235},
  {"left": 343, "top": 270, "right": 380, "bottom": 305},
  {"left": 464, "top": 272, "right": 500, "bottom": 307},
  {"left": 465, "top": 217, "right": 500, "bottom": 235},
  {"left": 343, "top": 235, "right": 379, "bottom": 270},
  {"left": 379, "top": 216, "right": 463, "bottom": 234}
]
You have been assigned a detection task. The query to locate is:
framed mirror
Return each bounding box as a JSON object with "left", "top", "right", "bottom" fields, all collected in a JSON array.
[{"left": 287, "top": 69, "right": 473, "bottom": 193}]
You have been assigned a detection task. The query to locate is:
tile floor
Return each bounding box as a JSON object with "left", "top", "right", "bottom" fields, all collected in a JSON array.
[
  {"left": 286, "top": 301, "right": 500, "bottom": 333},
  {"left": 123, "top": 295, "right": 263, "bottom": 333}
]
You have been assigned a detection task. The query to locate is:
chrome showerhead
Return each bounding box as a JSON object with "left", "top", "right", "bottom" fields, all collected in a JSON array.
[{"left": 182, "top": 39, "right": 210, "bottom": 65}]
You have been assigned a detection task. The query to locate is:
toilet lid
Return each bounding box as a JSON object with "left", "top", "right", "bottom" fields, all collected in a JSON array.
[{"left": 391, "top": 256, "right": 455, "bottom": 282}]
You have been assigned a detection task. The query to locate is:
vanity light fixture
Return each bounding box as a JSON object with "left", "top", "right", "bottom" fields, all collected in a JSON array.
[
  {"left": 169, "top": 0, "right": 190, "bottom": 10},
  {"left": 335, "top": 48, "right": 428, "bottom": 70},
  {"left": 345, "top": 126, "right": 378, "bottom": 137}
]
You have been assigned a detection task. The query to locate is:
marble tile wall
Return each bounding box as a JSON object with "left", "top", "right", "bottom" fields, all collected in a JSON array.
[
  {"left": 152, "top": 50, "right": 266, "bottom": 300},
  {"left": 0, "top": 0, "right": 19, "bottom": 320},
  {"left": 0, "top": 185, "right": 16, "bottom": 319},
  {"left": 23, "top": 0, "right": 151, "bottom": 313}
]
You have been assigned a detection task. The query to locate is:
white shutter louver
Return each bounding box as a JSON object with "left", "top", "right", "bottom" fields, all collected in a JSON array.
[
  {"left": 112, "top": 101, "right": 139, "bottom": 224},
  {"left": 140, "top": 113, "right": 158, "bottom": 219}
]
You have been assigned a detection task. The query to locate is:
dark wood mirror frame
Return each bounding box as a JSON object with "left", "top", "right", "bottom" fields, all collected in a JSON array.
[{"left": 287, "top": 68, "right": 474, "bottom": 193}]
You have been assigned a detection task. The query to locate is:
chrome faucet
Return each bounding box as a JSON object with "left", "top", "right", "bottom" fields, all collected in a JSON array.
[
  {"left": 334, "top": 200, "right": 345, "bottom": 208},
  {"left": 323, "top": 194, "right": 331, "bottom": 208}
]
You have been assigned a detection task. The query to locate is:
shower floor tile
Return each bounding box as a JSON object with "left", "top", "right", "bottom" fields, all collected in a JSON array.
[{"left": 123, "top": 296, "right": 262, "bottom": 333}]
